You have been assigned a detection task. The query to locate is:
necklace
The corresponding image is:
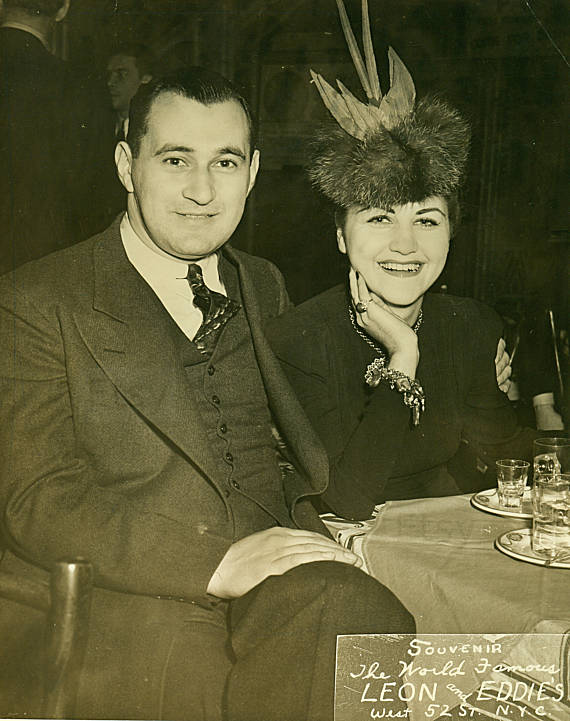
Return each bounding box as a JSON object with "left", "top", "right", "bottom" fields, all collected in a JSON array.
[{"left": 348, "top": 306, "right": 423, "bottom": 356}]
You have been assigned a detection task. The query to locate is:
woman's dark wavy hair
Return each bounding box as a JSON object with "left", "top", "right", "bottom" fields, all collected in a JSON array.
[
  {"left": 334, "top": 192, "right": 461, "bottom": 236},
  {"left": 127, "top": 66, "right": 257, "bottom": 158}
]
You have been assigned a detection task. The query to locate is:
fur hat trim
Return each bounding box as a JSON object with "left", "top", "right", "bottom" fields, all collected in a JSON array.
[
  {"left": 309, "top": 96, "right": 470, "bottom": 209},
  {"left": 308, "top": 0, "right": 470, "bottom": 208}
]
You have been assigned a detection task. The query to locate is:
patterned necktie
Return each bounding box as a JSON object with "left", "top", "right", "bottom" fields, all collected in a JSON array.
[{"left": 186, "top": 263, "right": 240, "bottom": 355}]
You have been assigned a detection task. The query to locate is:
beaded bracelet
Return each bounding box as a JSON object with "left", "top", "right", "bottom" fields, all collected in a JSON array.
[{"left": 364, "top": 358, "right": 425, "bottom": 427}]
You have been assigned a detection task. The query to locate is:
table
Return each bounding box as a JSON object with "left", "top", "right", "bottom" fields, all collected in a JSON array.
[
  {"left": 361, "top": 494, "right": 569, "bottom": 635},
  {"left": 330, "top": 494, "right": 570, "bottom": 721}
]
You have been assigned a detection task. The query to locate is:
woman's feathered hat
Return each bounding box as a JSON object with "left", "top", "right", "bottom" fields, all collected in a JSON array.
[{"left": 308, "top": 0, "right": 471, "bottom": 209}]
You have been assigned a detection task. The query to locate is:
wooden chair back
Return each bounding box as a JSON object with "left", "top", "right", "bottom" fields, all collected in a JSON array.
[{"left": 0, "top": 558, "right": 93, "bottom": 719}]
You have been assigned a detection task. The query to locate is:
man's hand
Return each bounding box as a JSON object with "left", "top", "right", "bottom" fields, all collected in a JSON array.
[
  {"left": 207, "top": 527, "right": 362, "bottom": 599},
  {"left": 533, "top": 393, "right": 564, "bottom": 430},
  {"left": 495, "top": 338, "right": 512, "bottom": 393}
]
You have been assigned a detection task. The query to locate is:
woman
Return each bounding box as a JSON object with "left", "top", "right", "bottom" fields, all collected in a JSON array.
[{"left": 267, "top": 0, "right": 532, "bottom": 520}]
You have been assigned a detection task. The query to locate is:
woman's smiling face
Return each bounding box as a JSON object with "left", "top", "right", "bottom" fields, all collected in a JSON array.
[{"left": 337, "top": 197, "right": 451, "bottom": 310}]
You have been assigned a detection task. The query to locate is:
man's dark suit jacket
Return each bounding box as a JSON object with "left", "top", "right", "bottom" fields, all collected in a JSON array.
[
  {"left": 0, "top": 218, "right": 330, "bottom": 716},
  {"left": 0, "top": 28, "right": 101, "bottom": 274}
]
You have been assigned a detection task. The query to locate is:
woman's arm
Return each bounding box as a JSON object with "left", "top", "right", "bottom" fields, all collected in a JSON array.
[
  {"left": 268, "top": 295, "right": 411, "bottom": 519},
  {"left": 323, "top": 385, "right": 411, "bottom": 518}
]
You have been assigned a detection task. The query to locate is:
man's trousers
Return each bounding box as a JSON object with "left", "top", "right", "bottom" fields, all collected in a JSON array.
[{"left": 0, "top": 559, "right": 414, "bottom": 721}]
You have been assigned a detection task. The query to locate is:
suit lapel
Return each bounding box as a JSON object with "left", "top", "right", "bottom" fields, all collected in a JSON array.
[
  {"left": 76, "top": 228, "right": 328, "bottom": 498},
  {"left": 225, "top": 247, "right": 329, "bottom": 497},
  {"left": 75, "top": 221, "right": 222, "bottom": 485}
]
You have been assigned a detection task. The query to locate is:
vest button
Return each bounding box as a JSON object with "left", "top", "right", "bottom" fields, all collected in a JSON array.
[
  {"left": 231, "top": 480, "right": 240, "bottom": 489},
  {"left": 207, "top": 366, "right": 215, "bottom": 376},
  {"left": 212, "top": 394, "right": 220, "bottom": 404},
  {"left": 220, "top": 423, "right": 227, "bottom": 434},
  {"left": 224, "top": 489, "right": 230, "bottom": 497},
  {"left": 225, "top": 452, "right": 233, "bottom": 463}
]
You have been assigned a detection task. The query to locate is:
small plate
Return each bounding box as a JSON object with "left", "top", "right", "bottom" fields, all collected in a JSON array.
[
  {"left": 495, "top": 528, "right": 570, "bottom": 569},
  {"left": 471, "top": 487, "right": 532, "bottom": 519}
]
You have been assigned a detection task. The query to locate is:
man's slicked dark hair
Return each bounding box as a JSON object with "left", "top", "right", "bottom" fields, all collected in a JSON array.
[
  {"left": 5, "top": 0, "right": 63, "bottom": 14},
  {"left": 127, "top": 66, "right": 257, "bottom": 158}
]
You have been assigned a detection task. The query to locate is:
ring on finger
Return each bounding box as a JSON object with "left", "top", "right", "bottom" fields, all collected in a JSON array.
[{"left": 355, "top": 300, "right": 369, "bottom": 314}]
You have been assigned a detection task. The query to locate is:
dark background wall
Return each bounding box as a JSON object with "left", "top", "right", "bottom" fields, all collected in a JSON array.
[{"left": 62, "top": 0, "right": 567, "bottom": 312}]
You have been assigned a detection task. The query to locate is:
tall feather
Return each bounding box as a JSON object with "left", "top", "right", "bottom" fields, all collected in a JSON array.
[
  {"left": 310, "top": 70, "right": 365, "bottom": 139},
  {"left": 362, "top": 0, "right": 381, "bottom": 102},
  {"left": 378, "top": 46, "right": 416, "bottom": 128},
  {"left": 315, "top": 1, "right": 415, "bottom": 136},
  {"left": 335, "top": 0, "right": 372, "bottom": 100},
  {"left": 336, "top": 80, "right": 383, "bottom": 133}
]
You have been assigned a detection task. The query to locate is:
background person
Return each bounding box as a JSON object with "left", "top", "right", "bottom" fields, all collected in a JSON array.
[
  {"left": 495, "top": 295, "right": 566, "bottom": 431},
  {"left": 0, "top": 0, "right": 95, "bottom": 272},
  {"left": 107, "top": 42, "right": 155, "bottom": 140},
  {"left": 86, "top": 42, "right": 157, "bottom": 230}
]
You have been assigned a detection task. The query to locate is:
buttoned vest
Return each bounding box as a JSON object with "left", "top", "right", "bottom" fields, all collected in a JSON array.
[{"left": 167, "top": 257, "right": 293, "bottom": 540}]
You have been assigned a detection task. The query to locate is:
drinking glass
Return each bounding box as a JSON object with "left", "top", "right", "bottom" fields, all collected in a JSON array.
[
  {"left": 495, "top": 459, "right": 529, "bottom": 509},
  {"left": 533, "top": 437, "right": 570, "bottom": 479},
  {"left": 531, "top": 473, "right": 570, "bottom": 559}
]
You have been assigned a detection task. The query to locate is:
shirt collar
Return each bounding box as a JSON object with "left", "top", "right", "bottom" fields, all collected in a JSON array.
[
  {"left": 120, "top": 213, "right": 224, "bottom": 291},
  {"left": 1, "top": 22, "right": 51, "bottom": 52}
]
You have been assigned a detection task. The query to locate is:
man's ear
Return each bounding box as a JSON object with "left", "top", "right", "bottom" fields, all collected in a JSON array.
[
  {"left": 115, "top": 141, "right": 134, "bottom": 193},
  {"left": 336, "top": 227, "right": 347, "bottom": 254},
  {"left": 54, "top": 0, "right": 71, "bottom": 22},
  {"left": 140, "top": 74, "right": 153, "bottom": 85},
  {"left": 247, "top": 149, "right": 260, "bottom": 196}
]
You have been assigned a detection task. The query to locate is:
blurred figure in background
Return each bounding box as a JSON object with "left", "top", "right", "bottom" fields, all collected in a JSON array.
[
  {"left": 84, "top": 42, "right": 157, "bottom": 236},
  {"left": 0, "top": 0, "right": 94, "bottom": 272},
  {"left": 107, "top": 42, "right": 154, "bottom": 140},
  {"left": 497, "top": 296, "right": 567, "bottom": 431}
]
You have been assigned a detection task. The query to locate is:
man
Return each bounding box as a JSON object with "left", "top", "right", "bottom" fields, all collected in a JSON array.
[
  {"left": 0, "top": 0, "right": 94, "bottom": 272},
  {"left": 0, "top": 68, "right": 414, "bottom": 721},
  {"left": 107, "top": 42, "right": 155, "bottom": 140}
]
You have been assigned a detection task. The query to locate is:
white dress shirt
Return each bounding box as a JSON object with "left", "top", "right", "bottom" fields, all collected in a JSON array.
[{"left": 120, "top": 213, "right": 227, "bottom": 341}]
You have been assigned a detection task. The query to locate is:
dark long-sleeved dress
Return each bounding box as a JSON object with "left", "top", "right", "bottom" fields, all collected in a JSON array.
[{"left": 267, "top": 285, "right": 535, "bottom": 519}]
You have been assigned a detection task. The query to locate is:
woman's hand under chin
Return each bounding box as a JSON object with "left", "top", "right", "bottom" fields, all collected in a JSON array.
[{"left": 350, "top": 268, "right": 420, "bottom": 378}]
